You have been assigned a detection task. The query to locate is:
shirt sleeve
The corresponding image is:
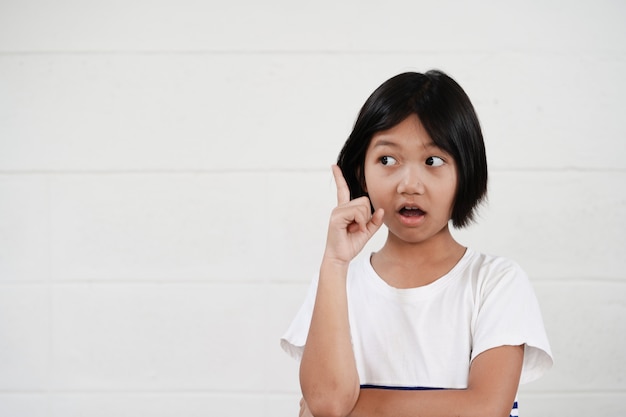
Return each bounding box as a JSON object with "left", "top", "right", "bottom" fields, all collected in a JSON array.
[
  {"left": 470, "top": 260, "right": 553, "bottom": 384},
  {"left": 280, "top": 275, "right": 319, "bottom": 361}
]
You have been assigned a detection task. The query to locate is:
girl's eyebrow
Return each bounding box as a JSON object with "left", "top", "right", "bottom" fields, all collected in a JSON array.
[
  {"left": 372, "top": 138, "right": 439, "bottom": 150},
  {"left": 371, "top": 139, "right": 400, "bottom": 148},
  {"left": 422, "top": 142, "right": 440, "bottom": 150}
]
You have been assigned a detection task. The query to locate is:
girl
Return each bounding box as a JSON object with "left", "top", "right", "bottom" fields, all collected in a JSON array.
[{"left": 281, "top": 70, "right": 552, "bottom": 417}]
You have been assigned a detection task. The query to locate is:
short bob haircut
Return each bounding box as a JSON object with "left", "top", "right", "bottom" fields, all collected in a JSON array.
[{"left": 337, "top": 70, "right": 488, "bottom": 229}]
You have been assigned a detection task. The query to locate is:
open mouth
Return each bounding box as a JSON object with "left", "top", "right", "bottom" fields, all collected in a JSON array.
[{"left": 399, "top": 206, "right": 425, "bottom": 217}]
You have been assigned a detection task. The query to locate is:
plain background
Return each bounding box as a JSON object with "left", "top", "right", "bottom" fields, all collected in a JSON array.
[{"left": 1, "top": 1, "right": 625, "bottom": 416}]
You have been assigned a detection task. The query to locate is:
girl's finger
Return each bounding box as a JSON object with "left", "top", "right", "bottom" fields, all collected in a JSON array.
[
  {"left": 367, "top": 207, "right": 385, "bottom": 232},
  {"left": 331, "top": 164, "right": 351, "bottom": 205},
  {"left": 333, "top": 200, "right": 369, "bottom": 230},
  {"left": 354, "top": 204, "right": 371, "bottom": 233}
]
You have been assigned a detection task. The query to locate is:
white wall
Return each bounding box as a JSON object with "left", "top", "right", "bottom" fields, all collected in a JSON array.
[{"left": 1, "top": 1, "right": 625, "bottom": 416}]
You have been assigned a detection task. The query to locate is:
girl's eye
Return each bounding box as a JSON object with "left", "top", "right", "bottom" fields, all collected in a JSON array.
[
  {"left": 426, "top": 156, "right": 445, "bottom": 167},
  {"left": 380, "top": 156, "right": 398, "bottom": 166}
]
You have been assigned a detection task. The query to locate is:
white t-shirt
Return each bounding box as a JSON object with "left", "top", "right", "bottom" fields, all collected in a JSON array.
[{"left": 281, "top": 248, "right": 553, "bottom": 391}]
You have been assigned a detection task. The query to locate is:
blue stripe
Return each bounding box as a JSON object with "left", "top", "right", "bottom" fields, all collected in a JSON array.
[{"left": 361, "top": 384, "right": 445, "bottom": 391}]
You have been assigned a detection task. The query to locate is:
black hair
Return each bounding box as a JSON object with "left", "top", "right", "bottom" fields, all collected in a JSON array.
[{"left": 337, "top": 70, "right": 488, "bottom": 228}]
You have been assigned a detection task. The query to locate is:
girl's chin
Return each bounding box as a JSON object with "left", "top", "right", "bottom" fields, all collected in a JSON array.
[{"left": 385, "top": 222, "right": 452, "bottom": 245}]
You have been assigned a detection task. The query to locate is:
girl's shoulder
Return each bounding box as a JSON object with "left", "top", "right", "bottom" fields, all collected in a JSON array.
[
  {"left": 461, "top": 248, "right": 536, "bottom": 298},
  {"left": 464, "top": 248, "right": 526, "bottom": 275}
]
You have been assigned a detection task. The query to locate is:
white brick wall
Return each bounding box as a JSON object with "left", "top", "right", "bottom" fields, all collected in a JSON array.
[{"left": 1, "top": 1, "right": 624, "bottom": 415}]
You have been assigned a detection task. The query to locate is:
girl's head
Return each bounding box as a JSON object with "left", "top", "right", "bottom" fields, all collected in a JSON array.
[{"left": 337, "top": 70, "right": 488, "bottom": 228}]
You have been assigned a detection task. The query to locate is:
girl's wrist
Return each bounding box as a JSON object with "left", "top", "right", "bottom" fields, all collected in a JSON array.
[{"left": 320, "top": 255, "right": 351, "bottom": 276}]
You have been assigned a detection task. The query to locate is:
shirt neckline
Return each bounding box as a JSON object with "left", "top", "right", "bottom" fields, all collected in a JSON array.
[{"left": 359, "top": 248, "right": 475, "bottom": 300}]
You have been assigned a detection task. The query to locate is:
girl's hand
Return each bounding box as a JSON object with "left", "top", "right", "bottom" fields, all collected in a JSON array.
[{"left": 324, "top": 165, "right": 384, "bottom": 265}]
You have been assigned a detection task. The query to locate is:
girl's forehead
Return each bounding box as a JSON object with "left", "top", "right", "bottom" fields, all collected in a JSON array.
[{"left": 371, "top": 114, "right": 430, "bottom": 139}]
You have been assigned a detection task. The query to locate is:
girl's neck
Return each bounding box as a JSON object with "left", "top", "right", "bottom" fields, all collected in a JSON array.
[{"left": 371, "top": 226, "right": 466, "bottom": 288}]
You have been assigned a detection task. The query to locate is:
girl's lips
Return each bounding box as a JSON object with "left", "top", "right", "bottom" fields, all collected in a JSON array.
[
  {"left": 399, "top": 207, "right": 425, "bottom": 217},
  {"left": 397, "top": 206, "right": 426, "bottom": 226}
]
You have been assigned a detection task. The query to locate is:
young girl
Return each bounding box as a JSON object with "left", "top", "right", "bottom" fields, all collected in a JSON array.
[{"left": 281, "top": 70, "right": 552, "bottom": 417}]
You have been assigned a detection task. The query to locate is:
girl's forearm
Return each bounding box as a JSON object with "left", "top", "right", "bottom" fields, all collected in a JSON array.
[
  {"left": 299, "top": 260, "right": 360, "bottom": 417},
  {"left": 349, "top": 388, "right": 479, "bottom": 417},
  {"left": 349, "top": 345, "right": 524, "bottom": 417}
]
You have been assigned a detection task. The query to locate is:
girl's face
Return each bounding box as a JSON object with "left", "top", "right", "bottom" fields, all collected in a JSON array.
[{"left": 363, "top": 114, "right": 458, "bottom": 245}]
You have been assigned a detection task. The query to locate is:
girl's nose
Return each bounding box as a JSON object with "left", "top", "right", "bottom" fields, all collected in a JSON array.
[{"left": 397, "top": 166, "right": 425, "bottom": 195}]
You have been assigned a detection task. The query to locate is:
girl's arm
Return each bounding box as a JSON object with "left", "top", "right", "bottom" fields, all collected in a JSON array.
[
  {"left": 299, "top": 260, "right": 359, "bottom": 417},
  {"left": 348, "top": 344, "right": 525, "bottom": 417},
  {"left": 299, "top": 166, "right": 384, "bottom": 417}
]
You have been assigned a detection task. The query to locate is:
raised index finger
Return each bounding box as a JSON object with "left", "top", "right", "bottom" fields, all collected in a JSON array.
[{"left": 331, "top": 164, "right": 351, "bottom": 205}]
